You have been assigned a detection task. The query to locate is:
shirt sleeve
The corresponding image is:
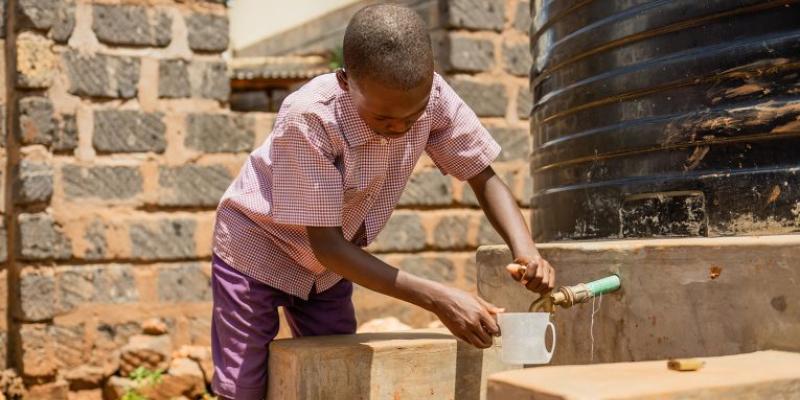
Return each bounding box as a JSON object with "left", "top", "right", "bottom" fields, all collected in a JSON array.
[
  {"left": 269, "top": 114, "right": 343, "bottom": 227},
  {"left": 426, "top": 77, "right": 502, "bottom": 181}
]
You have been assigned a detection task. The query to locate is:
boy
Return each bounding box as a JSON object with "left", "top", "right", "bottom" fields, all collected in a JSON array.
[{"left": 211, "top": 4, "right": 555, "bottom": 399}]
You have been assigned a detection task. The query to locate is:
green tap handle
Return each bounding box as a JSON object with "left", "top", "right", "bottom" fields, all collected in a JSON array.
[{"left": 586, "top": 275, "right": 621, "bottom": 296}]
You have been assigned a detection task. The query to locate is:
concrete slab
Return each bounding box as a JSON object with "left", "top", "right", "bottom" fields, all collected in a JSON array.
[
  {"left": 477, "top": 235, "right": 800, "bottom": 364},
  {"left": 487, "top": 350, "right": 800, "bottom": 400},
  {"left": 267, "top": 329, "right": 519, "bottom": 400}
]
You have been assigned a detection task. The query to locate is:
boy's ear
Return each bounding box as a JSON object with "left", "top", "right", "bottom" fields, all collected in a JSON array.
[{"left": 336, "top": 69, "right": 350, "bottom": 91}]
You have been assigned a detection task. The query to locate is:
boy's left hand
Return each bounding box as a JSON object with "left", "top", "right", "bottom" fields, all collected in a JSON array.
[{"left": 505, "top": 255, "right": 555, "bottom": 294}]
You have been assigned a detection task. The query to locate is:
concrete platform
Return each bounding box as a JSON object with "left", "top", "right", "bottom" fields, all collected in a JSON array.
[
  {"left": 267, "top": 329, "right": 519, "bottom": 400},
  {"left": 477, "top": 235, "right": 800, "bottom": 364},
  {"left": 487, "top": 350, "right": 800, "bottom": 399}
]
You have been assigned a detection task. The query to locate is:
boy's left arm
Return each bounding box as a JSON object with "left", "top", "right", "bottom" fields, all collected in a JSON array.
[{"left": 468, "top": 165, "right": 555, "bottom": 294}]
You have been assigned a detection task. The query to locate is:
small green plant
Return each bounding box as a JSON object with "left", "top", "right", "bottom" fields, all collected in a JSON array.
[
  {"left": 329, "top": 46, "right": 344, "bottom": 70},
  {"left": 121, "top": 367, "right": 164, "bottom": 400}
]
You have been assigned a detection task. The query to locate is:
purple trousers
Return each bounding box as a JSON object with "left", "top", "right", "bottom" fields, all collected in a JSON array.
[{"left": 211, "top": 254, "right": 357, "bottom": 399}]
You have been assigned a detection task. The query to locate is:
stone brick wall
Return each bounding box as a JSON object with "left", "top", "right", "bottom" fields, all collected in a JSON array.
[
  {"left": 357, "top": 0, "right": 533, "bottom": 327},
  {"left": 0, "top": 0, "right": 531, "bottom": 396},
  {"left": 1, "top": 0, "right": 276, "bottom": 396}
]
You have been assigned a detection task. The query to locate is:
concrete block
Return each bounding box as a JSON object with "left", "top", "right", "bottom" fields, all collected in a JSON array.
[
  {"left": 476, "top": 236, "right": 800, "bottom": 365},
  {"left": 398, "top": 169, "right": 452, "bottom": 207},
  {"left": 444, "top": 33, "right": 495, "bottom": 73},
  {"left": 18, "top": 212, "right": 72, "bottom": 261},
  {"left": 488, "top": 351, "right": 800, "bottom": 400},
  {"left": 368, "top": 212, "right": 425, "bottom": 253},
  {"left": 16, "top": 32, "right": 56, "bottom": 89},
  {"left": 93, "top": 109, "right": 165, "bottom": 153},
  {"left": 185, "top": 113, "right": 253, "bottom": 153},
  {"left": 129, "top": 218, "right": 196, "bottom": 261},
  {"left": 157, "top": 164, "right": 232, "bottom": 207},
  {"left": 92, "top": 4, "right": 171, "bottom": 47},
  {"left": 449, "top": 77, "right": 508, "bottom": 118},
  {"left": 18, "top": 96, "right": 55, "bottom": 145},
  {"left": 443, "top": 0, "right": 505, "bottom": 31},
  {"left": 268, "top": 329, "right": 520, "bottom": 400},
  {"left": 62, "top": 165, "right": 143, "bottom": 200},
  {"left": 63, "top": 50, "right": 139, "bottom": 99},
  {"left": 185, "top": 12, "right": 229, "bottom": 52}
]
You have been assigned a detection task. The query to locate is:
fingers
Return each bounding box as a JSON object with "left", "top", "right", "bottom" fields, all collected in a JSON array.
[
  {"left": 472, "top": 322, "right": 493, "bottom": 348},
  {"left": 545, "top": 260, "right": 556, "bottom": 291},
  {"left": 505, "top": 263, "right": 525, "bottom": 282},
  {"left": 524, "top": 259, "right": 544, "bottom": 292},
  {"left": 476, "top": 296, "right": 505, "bottom": 315}
]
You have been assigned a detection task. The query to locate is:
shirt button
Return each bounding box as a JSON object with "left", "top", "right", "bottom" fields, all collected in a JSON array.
[{"left": 381, "top": 138, "right": 388, "bottom": 145}]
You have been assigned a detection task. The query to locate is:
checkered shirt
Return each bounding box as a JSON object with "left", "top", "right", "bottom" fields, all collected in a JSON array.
[{"left": 212, "top": 72, "right": 500, "bottom": 299}]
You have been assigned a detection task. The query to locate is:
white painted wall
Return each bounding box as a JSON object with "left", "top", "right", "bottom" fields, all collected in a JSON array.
[{"left": 229, "top": 0, "right": 361, "bottom": 51}]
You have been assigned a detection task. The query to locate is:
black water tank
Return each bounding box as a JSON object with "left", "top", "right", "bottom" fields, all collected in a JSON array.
[{"left": 530, "top": 0, "right": 800, "bottom": 242}]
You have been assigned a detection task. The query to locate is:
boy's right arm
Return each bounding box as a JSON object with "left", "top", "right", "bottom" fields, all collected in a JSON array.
[{"left": 307, "top": 226, "right": 502, "bottom": 348}]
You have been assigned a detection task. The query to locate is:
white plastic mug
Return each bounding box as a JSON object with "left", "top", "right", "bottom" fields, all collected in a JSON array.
[{"left": 497, "top": 312, "right": 556, "bottom": 364}]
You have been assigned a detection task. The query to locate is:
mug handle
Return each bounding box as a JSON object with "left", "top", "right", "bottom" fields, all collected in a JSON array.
[{"left": 544, "top": 321, "right": 556, "bottom": 361}]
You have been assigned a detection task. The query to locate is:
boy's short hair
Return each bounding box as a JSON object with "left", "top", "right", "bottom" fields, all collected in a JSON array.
[{"left": 343, "top": 4, "right": 434, "bottom": 90}]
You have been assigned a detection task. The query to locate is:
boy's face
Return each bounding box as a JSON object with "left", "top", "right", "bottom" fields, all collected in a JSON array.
[{"left": 337, "top": 69, "right": 432, "bottom": 139}]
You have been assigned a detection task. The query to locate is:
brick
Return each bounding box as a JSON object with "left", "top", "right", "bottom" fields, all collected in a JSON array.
[
  {"left": 158, "top": 59, "right": 190, "bottom": 98},
  {"left": 16, "top": 324, "right": 57, "bottom": 377},
  {"left": 157, "top": 263, "right": 211, "bottom": 302},
  {"left": 188, "top": 316, "right": 211, "bottom": 346},
  {"left": 399, "top": 255, "right": 456, "bottom": 283},
  {"left": 444, "top": 34, "right": 494, "bottom": 73},
  {"left": 129, "top": 219, "right": 196, "bottom": 261},
  {"left": 53, "top": 114, "right": 78, "bottom": 152},
  {"left": 84, "top": 219, "right": 106, "bottom": 260},
  {"left": 62, "top": 165, "right": 143, "bottom": 200},
  {"left": 444, "top": 0, "right": 505, "bottom": 31},
  {"left": 185, "top": 113, "right": 253, "bottom": 153},
  {"left": 63, "top": 50, "right": 140, "bottom": 98},
  {"left": 189, "top": 60, "right": 229, "bottom": 101},
  {"left": 513, "top": 0, "right": 531, "bottom": 33},
  {"left": 398, "top": 170, "right": 452, "bottom": 207},
  {"left": 158, "top": 165, "right": 232, "bottom": 207},
  {"left": 92, "top": 4, "right": 171, "bottom": 47},
  {"left": 186, "top": 12, "right": 229, "bottom": 52},
  {"left": 487, "top": 124, "right": 529, "bottom": 162},
  {"left": 18, "top": 96, "right": 55, "bottom": 145},
  {"left": 268, "top": 329, "right": 516, "bottom": 400},
  {"left": 50, "top": 323, "right": 89, "bottom": 369},
  {"left": 18, "top": 212, "right": 72, "bottom": 261},
  {"left": 517, "top": 86, "right": 532, "bottom": 120},
  {"left": 93, "top": 109, "right": 166, "bottom": 153},
  {"left": 18, "top": 268, "right": 55, "bottom": 321},
  {"left": 477, "top": 216, "right": 503, "bottom": 245},
  {"left": 15, "top": 159, "right": 53, "bottom": 204},
  {"left": 433, "top": 215, "right": 472, "bottom": 250},
  {"left": 449, "top": 78, "right": 508, "bottom": 118},
  {"left": 16, "top": 32, "right": 56, "bottom": 89},
  {"left": 16, "top": 0, "right": 56, "bottom": 30},
  {"left": 55, "top": 267, "right": 93, "bottom": 314},
  {"left": 369, "top": 213, "right": 425, "bottom": 252},
  {"left": 95, "top": 265, "right": 139, "bottom": 304},
  {"left": 50, "top": 1, "right": 75, "bottom": 43},
  {"left": 503, "top": 40, "right": 532, "bottom": 77}
]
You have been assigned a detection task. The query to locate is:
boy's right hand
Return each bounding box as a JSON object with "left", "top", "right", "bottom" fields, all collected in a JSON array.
[{"left": 431, "top": 286, "right": 504, "bottom": 349}]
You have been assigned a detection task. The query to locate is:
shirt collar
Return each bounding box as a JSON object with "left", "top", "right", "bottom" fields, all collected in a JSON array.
[
  {"left": 335, "top": 89, "right": 379, "bottom": 148},
  {"left": 334, "top": 73, "right": 443, "bottom": 148}
]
